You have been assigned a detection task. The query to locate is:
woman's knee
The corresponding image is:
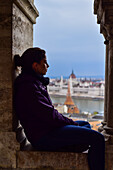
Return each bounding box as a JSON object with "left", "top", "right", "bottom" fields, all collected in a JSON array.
[
  {"left": 91, "top": 130, "right": 105, "bottom": 145},
  {"left": 97, "top": 132, "right": 105, "bottom": 144}
]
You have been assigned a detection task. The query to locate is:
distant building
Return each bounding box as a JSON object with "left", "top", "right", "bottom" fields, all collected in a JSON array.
[
  {"left": 48, "top": 71, "right": 105, "bottom": 99},
  {"left": 69, "top": 70, "right": 76, "bottom": 79}
]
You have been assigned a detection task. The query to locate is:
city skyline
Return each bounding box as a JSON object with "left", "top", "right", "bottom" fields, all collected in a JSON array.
[{"left": 34, "top": 0, "right": 105, "bottom": 78}]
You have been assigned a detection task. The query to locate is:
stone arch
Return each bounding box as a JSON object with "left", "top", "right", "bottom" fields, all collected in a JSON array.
[{"left": 0, "top": 0, "right": 113, "bottom": 169}]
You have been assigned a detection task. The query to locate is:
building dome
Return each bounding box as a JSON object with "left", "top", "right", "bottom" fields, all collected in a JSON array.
[{"left": 69, "top": 70, "right": 76, "bottom": 79}]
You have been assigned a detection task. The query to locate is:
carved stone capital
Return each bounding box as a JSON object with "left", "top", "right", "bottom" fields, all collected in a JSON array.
[
  {"left": 101, "top": 130, "right": 111, "bottom": 142},
  {"left": 107, "top": 26, "right": 113, "bottom": 39},
  {"left": 94, "top": 0, "right": 99, "bottom": 14},
  {"left": 104, "top": 39, "right": 109, "bottom": 45},
  {"left": 98, "top": 125, "right": 104, "bottom": 133},
  {"left": 100, "top": 24, "right": 108, "bottom": 39},
  {"left": 99, "top": 125, "right": 113, "bottom": 144},
  {"left": 100, "top": 23, "right": 113, "bottom": 41},
  {"left": 14, "top": 0, "right": 39, "bottom": 24},
  {"left": 98, "top": 121, "right": 107, "bottom": 133},
  {"left": 94, "top": 0, "right": 113, "bottom": 36},
  {"left": 104, "top": 125, "right": 113, "bottom": 135},
  {"left": 102, "top": 121, "right": 107, "bottom": 126},
  {"left": 97, "top": 0, "right": 103, "bottom": 24}
]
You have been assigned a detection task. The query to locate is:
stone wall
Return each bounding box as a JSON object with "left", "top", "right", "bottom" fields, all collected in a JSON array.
[
  {"left": 12, "top": 1, "right": 37, "bottom": 56},
  {"left": 0, "top": 0, "right": 13, "bottom": 132},
  {"left": 13, "top": 3, "right": 33, "bottom": 56},
  {"left": 0, "top": 0, "right": 39, "bottom": 132},
  {"left": 0, "top": 0, "right": 39, "bottom": 168}
]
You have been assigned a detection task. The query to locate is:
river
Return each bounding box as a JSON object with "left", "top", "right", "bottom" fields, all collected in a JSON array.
[{"left": 50, "top": 95, "right": 104, "bottom": 114}]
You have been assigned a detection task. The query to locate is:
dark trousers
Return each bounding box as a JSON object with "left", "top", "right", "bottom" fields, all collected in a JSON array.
[{"left": 33, "top": 121, "right": 105, "bottom": 170}]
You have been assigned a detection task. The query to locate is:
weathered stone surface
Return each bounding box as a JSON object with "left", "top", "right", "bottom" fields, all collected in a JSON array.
[
  {"left": 17, "top": 151, "right": 89, "bottom": 170},
  {"left": 0, "top": 1, "right": 12, "bottom": 14},
  {"left": 0, "top": 132, "right": 19, "bottom": 151},
  {"left": 0, "top": 132, "right": 19, "bottom": 168},
  {"left": 14, "top": 0, "right": 39, "bottom": 24},
  {"left": 0, "top": 80, "right": 13, "bottom": 131},
  {"left": 0, "top": 109, "right": 12, "bottom": 132},
  {"left": 0, "top": 0, "right": 13, "bottom": 131},
  {"left": 13, "top": 3, "right": 33, "bottom": 56},
  {"left": 105, "top": 145, "right": 113, "bottom": 170},
  {"left": 0, "top": 88, "right": 12, "bottom": 109}
]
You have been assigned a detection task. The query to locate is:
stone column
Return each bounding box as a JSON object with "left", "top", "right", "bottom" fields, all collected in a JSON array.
[
  {"left": 106, "top": 38, "right": 113, "bottom": 129},
  {"left": 99, "top": 39, "right": 109, "bottom": 133},
  {"left": 104, "top": 40, "right": 109, "bottom": 124},
  {"left": 104, "top": 36, "right": 113, "bottom": 170},
  {"left": 94, "top": 0, "right": 113, "bottom": 169},
  {"left": 0, "top": 0, "right": 39, "bottom": 168}
]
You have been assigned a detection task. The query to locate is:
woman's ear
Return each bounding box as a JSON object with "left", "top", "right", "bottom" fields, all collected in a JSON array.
[{"left": 32, "top": 62, "right": 39, "bottom": 72}]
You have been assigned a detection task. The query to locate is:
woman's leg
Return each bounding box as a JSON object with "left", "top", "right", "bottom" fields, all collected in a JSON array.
[{"left": 33, "top": 125, "right": 105, "bottom": 170}]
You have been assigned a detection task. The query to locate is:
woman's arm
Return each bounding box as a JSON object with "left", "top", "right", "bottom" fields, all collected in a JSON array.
[{"left": 31, "top": 85, "right": 78, "bottom": 127}]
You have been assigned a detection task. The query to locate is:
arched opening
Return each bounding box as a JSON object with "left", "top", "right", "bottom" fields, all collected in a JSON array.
[{"left": 33, "top": 0, "right": 105, "bottom": 130}]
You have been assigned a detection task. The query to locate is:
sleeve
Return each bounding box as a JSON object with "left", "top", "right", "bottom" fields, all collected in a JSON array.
[{"left": 30, "top": 84, "right": 78, "bottom": 128}]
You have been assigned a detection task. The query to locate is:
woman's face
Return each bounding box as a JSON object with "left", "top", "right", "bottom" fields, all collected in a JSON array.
[{"left": 32, "top": 55, "right": 49, "bottom": 75}]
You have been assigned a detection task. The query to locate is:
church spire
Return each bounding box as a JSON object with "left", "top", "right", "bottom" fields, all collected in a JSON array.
[
  {"left": 64, "top": 79, "right": 80, "bottom": 114},
  {"left": 64, "top": 80, "right": 75, "bottom": 106}
]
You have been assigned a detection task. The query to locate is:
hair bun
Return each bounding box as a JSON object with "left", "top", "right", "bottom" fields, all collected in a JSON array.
[{"left": 14, "top": 54, "right": 22, "bottom": 67}]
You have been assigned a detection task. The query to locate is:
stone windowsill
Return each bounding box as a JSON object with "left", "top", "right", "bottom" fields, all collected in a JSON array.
[{"left": 17, "top": 151, "right": 89, "bottom": 170}]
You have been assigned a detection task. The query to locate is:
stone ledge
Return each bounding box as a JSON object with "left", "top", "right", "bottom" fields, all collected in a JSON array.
[
  {"left": 14, "top": 0, "right": 39, "bottom": 24},
  {"left": 17, "top": 151, "right": 89, "bottom": 170}
]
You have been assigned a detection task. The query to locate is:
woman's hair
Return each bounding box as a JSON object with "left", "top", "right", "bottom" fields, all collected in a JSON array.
[{"left": 14, "top": 47, "right": 46, "bottom": 72}]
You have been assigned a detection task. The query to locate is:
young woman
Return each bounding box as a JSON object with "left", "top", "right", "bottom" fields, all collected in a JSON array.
[{"left": 14, "top": 47, "right": 105, "bottom": 170}]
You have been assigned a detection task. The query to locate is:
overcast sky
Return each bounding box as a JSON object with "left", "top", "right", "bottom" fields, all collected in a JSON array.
[{"left": 34, "top": 0, "right": 105, "bottom": 78}]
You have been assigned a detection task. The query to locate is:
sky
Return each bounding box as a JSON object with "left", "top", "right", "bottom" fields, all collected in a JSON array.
[{"left": 33, "top": 0, "right": 105, "bottom": 78}]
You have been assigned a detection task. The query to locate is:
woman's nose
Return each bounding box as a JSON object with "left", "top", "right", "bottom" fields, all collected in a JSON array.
[{"left": 47, "top": 63, "right": 49, "bottom": 68}]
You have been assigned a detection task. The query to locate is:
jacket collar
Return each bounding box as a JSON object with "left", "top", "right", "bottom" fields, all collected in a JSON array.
[
  {"left": 36, "top": 75, "right": 49, "bottom": 86},
  {"left": 21, "top": 70, "right": 50, "bottom": 86}
]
